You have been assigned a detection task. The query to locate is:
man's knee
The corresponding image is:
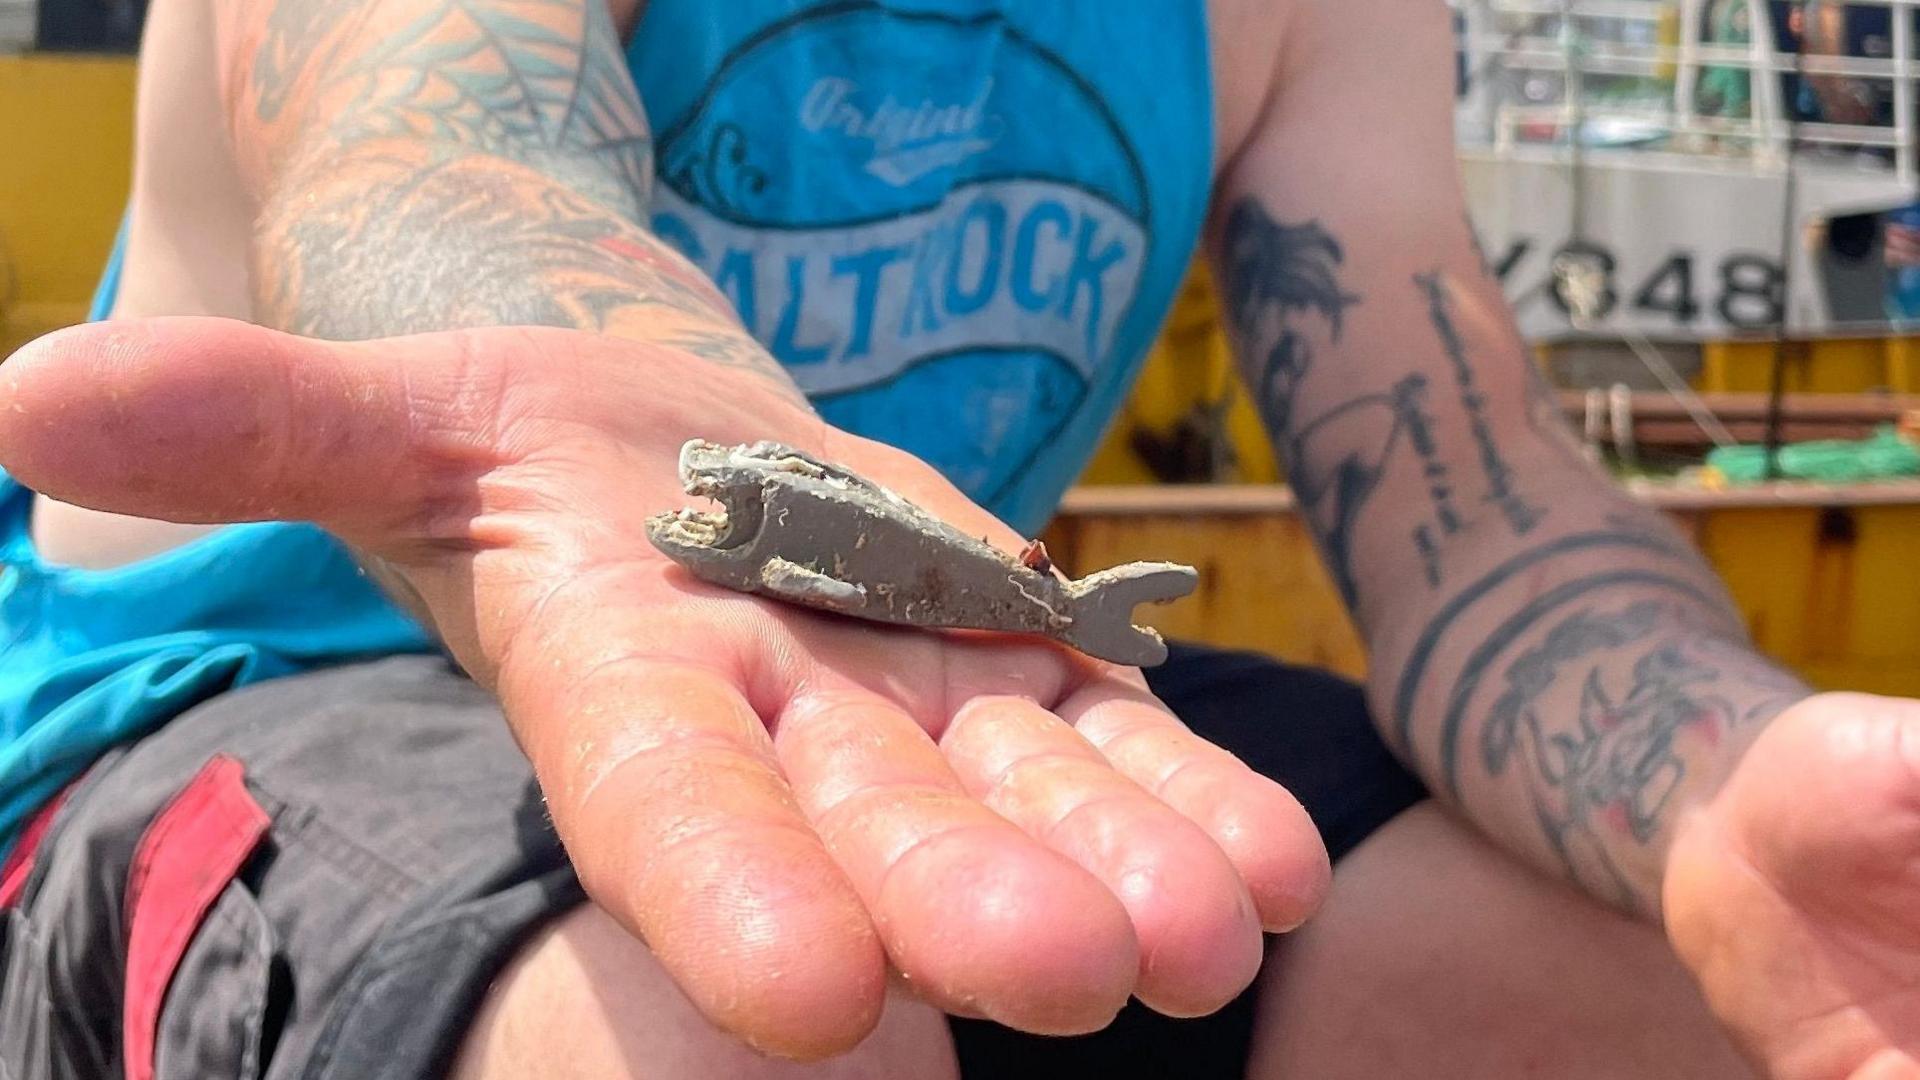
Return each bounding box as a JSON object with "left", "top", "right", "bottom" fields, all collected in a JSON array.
[
  {"left": 1246, "top": 803, "right": 1757, "bottom": 1080},
  {"left": 450, "top": 905, "right": 960, "bottom": 1080}
]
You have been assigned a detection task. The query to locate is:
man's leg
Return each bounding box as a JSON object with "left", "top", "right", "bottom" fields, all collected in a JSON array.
[
  {"left": 0, "top": 654, "right": 961, "bottom": 1080},
  {"left": 1248, "top": 802, "right": 1756, "bottom": 1080},
  {"left": 450, "top": 904, "right": 957, "bottom": 1080}
]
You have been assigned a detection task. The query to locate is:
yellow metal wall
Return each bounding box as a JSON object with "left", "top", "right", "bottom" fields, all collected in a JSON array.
[
  {"left": 1699, "top": 338, "right": 1920, "bottom": 394},
  {"left": 1697, "top": 503, "right": 1920, "bottom": 698},
  {"left": 0, "top": 54, "right": 134, "bottom": 354}
]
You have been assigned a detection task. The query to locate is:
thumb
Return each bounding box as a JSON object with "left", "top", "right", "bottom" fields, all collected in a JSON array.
[{"left": 0, "top": 316, "right": 488, "bottom": 544}]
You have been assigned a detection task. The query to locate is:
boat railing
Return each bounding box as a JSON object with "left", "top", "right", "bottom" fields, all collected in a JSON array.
[{"left": 1456, "top": 0, "right": 1920, "bottom": 184}]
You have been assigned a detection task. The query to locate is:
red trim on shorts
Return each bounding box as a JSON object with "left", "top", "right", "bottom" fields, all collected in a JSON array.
[
  {"left": 0, "top": 781, "right": 78, "bottom": 909},
  {"left": 122, "top": 754, "right": 270, "bottom": 1080}
]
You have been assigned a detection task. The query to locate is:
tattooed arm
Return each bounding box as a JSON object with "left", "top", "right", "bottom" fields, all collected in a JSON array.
[
  {"left": 203, "top": 0, "right": 803, "bottom": 400},
  {"left": 1213, "top": 0, "right": 1808, "bottom": 918}
]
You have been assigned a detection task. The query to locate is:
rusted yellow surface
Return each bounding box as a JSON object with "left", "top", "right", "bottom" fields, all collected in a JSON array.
[{"left": 1697, "top": 502, "right": 1920, "bottom": 698}]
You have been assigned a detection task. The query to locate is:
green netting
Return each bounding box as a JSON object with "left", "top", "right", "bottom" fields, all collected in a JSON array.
[{"left": 1706, "top": 426, "right": 1920, "bottom": 485}]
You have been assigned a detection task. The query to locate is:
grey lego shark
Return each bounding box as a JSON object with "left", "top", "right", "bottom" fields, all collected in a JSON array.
[{"left": 645, "top": 440, "right": 1199, "bottom": 666}]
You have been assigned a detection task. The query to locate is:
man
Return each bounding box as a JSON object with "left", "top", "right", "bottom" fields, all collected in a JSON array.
[{"left": 0, "top": 1, "right": 1913, "bottom": 1077}]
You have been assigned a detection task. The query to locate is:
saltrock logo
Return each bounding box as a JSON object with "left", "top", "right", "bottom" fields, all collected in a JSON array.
[
  {"left": 651, "top": 4, "right": 1150, "bottom": 502},
  {"left": 799, "top": 76, "right": 1001, "bottom": 187}
]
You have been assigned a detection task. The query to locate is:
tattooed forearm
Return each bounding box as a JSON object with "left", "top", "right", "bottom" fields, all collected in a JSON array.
[
  {"left": 1436, "top": 571, "right": 1734, "bottom": 801},
  {"left": 224, "top": 0, "right": 805, "bottom": 400},
  {"left": 241, "top": 0, "right": 650, "bottom": 209},
  {"left": 1491, "top": 601, "right": 1730, "bottom": 909},
  {"left": 323, "top": 0, "right": 654, "bottom": 211},
  {"left": 1215, "top": 193, "right": 1811, "bottom": 916},
  {"left": 256, "top": 147, "right": 708, "bottom": 337}
]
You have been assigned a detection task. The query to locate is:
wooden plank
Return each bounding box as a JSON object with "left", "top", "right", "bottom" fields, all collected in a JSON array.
[
  {"left": 1057, "top": 479, "right": 1920, "bottom": 516},
  {"left": 1558, "top": 390, "right": 1920, "bottom": 447}
]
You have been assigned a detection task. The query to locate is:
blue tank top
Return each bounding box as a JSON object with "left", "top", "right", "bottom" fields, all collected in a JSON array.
[{"left": 0, "top": 0, "right": 1212, "bottom": 856}]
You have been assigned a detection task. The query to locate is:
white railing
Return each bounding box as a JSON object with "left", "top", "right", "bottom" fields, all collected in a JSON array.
[{"left": 1456, "top": 0, "right": 1920, "bottom": 184}]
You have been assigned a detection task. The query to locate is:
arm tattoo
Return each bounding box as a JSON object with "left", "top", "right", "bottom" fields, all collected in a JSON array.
[
  {"left": 1283, "top": 375, "right": 1434, "bottom": 606},
  {"left": 237, "top": 0, "right": 803, "bottom": 399},
  {"left": 1415, "top": 270, "right": 1544, "bottom": 536},
  {"left": 251, "top": 0, "right": 649, "bottom": 204},
  {"left": 1219, "top": 199, "right": 1359, "bottom": 437},
  {"left": 1399, "top": 374, "right": 1463, "bottom": 585},
  {"left": 1389, "top": 523, "right": 1704, "bottom": 750},
  {"left": 251, "top": 0, "right": 365, "bottom": 123},
  {"left": 1436, "top": 569, "right": 1730, "bottom": 801},
  {"left": 325, "top": 0, "right": 654, "bottom": 211},
  {"left": 256, "top": 150, "right": 718, "bottom": 339},
  {"left": 1219, "top": 199, "right": 1388, "bottom": 603},
  {"left": 1486, "top": 600, "right": 1741, "bottom": 910}
]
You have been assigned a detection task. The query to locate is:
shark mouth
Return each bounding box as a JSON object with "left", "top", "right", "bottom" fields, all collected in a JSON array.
[
  {"left": 651, "top": 477, "right": 767, "bottom": 551},
  {"left": 651, "top": 505, "right": 737, "bottom": 548},
  {"left": 648, "top": 453, "right": 773, "bottom": 552},
  {"left": 648, "top": 440, "right": 845, "bottom": 552}
]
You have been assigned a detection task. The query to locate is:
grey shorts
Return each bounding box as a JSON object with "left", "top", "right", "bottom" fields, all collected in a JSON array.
[{"left": 0, "top": 648, "right": 1425, "bottom": 1080}]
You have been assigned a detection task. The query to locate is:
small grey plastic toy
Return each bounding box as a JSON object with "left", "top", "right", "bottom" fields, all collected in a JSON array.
[{"left": 645, "top": 440, "right": 1199, "bottom": 666}]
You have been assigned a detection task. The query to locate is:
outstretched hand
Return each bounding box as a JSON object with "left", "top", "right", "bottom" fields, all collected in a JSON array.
[
  {"left": 0, "top": 318, "right": 1330, "bottom": 1058},
  {"left": 1667, "top": 692, "right": 1920, "bottom": 1079}
]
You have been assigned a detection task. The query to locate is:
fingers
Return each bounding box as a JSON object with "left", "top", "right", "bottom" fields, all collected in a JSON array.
[
  {"left": 774, "top": 692, "right": 1139, "bottom": 1035},
  {"left": 1058, "top": 680, "right": 1332, "bottom": 934},
  {"left": 507, "top": 652, "right": 887, "bottom": 1060},
  {"left": 940, "top": 696, "right": 1264, "bottom": 1017}
]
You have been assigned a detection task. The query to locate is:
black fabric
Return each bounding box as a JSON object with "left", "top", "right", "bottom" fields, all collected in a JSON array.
[
  {"left": 1, "top": 644, "right": 1426, "bottom": 1080},
  {"left": 0, "top": 657, "right": 582, "bottom": 1080},
  {"left": 946, "top": 642, "right": 1428, "bottom": 1080}
]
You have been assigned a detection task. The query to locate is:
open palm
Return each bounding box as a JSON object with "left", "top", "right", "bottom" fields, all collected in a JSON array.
[
  {"left": 0, "top": 317, "right": 1330, "bottom": 1058},
  {"left": 1668, "top": 693, "right": 1920, "bottom": 1080}
]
